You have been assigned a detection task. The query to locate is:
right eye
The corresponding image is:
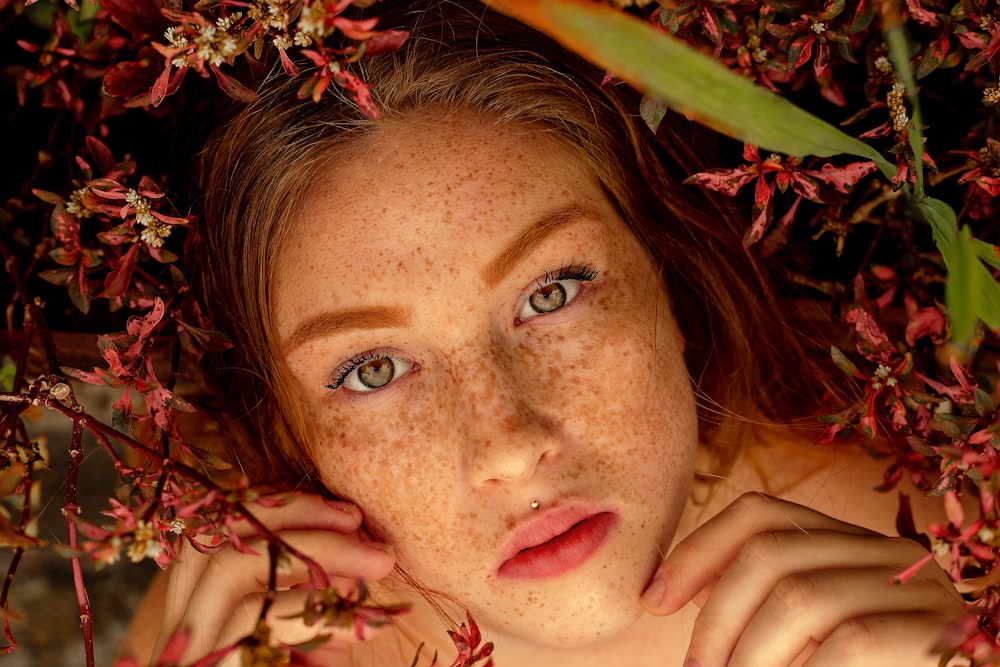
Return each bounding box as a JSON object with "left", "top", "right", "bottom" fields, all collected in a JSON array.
[{"left": 325, "top": 351, "right": 416, "bottom": 394}]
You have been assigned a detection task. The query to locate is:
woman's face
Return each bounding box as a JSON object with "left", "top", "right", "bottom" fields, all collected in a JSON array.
[{"left": 273, "top": 113, "right": 699, "bottom": 647}]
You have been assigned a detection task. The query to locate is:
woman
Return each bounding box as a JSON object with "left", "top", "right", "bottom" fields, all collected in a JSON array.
[{"left": 123, "top": 2, "right": 965, "bottom": 665}]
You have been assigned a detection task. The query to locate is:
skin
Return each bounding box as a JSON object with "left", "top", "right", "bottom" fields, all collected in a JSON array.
[
  {"left": 136, "top": 113, "right": 966, "bottom": 667},
  {"left": 275, "top": 111, "right": 698, "bottom": 649}
]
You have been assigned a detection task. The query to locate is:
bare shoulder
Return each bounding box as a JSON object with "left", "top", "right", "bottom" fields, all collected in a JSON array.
[{"left": 719, "top": 426, "right": 950, "bottom": 537}]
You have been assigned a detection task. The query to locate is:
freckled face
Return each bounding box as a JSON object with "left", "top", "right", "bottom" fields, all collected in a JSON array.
[{"left": 273, "top": 114, "right": 699, "bottom": 647}]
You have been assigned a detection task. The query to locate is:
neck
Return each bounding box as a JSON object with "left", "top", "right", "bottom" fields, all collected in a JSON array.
[{"left": 359, "top": 594, "right": 698, "bottom": 667}]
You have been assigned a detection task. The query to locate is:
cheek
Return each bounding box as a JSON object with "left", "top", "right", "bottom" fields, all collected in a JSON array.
[{"left": 305, "top": 379, "right": 473, "bottom": 563}]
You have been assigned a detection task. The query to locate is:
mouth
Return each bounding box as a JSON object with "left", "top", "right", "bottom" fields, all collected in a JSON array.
[{"left": 497, "top": 510, "right": 618, "bottom": 580}]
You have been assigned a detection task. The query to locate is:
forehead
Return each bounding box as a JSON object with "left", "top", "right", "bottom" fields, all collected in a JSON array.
[
  {"left": 298, "top": 114, "right": 605, "bottom": 241},
  {"left": 271, "top": 113, "right": 623, "bottom": 331}
]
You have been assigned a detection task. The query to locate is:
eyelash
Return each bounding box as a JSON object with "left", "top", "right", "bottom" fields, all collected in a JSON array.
[
  {"left": 535, "top": 262, "right": 599, "bottom": 287},
  {"left": 516, "top": 261, "right": 599, "bottom": 322},
  {"left": 325, "top": 348, "right": 395, "bottom": 392},
  {"left": 324, "top": 261, "right": 601, "bottom": 394}
]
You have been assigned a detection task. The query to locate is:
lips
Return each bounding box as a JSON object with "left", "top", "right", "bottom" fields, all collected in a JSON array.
[{"left": 497, "top": 509, "right": 618, "bottom": 580}]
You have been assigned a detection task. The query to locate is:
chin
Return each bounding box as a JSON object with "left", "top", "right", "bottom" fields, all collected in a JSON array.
[{"left": 476, "top": 566, "right": 650, "bottom": 650}]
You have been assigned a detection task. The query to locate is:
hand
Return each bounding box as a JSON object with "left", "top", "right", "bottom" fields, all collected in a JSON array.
[
  {"left": 155, "top": 493, "right": 397, "bottom": 667},
  {"left": 640, "top": 493, "right": 966, "bottom": 667}
]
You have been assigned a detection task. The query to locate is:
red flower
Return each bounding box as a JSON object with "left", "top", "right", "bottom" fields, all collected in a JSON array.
[
  {"left": 686, "top": 144, "right": 876, "bottom": 245},
  {"left": 439, "top": 612, "right": 494, "bottom": 667}
]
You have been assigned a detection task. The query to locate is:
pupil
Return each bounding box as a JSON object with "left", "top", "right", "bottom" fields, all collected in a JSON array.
[
  {"left": 529, "top": 283, "right": 566, "bottom": 313},
  {"left": 358, "top": 358, "right": 394, "bottom": 388}
]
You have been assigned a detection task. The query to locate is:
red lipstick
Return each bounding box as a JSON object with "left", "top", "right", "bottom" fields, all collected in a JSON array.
[{"left": 497, "top": 508, "right": 618, "bottom": 580}]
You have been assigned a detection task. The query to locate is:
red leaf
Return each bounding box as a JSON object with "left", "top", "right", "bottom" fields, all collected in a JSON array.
[
  {"left": 683, "top": 168, "right": 755, "bottom": 196},
  {"left": 210, "top": 65, "right": 258, "bottom": 103},
  {"left": 88, "top": 178, "right": 127, "bottom": 198},
  {"left": 915, "top": 33, "right": 949, "bottom": 79},
  {"left": 904, "top": 0, "right": 939, "bottom": 26},
  {"left": 805, "top": 160, "right": 878, "bottom": 193},
  {"left": 126, "top": 298, "right": 167, "bottom": 342},
  {"left": 86, "top": 137, "right": 119, "bottom": 177},
  {"left": 753, "top": 174, "right": 771, "bottom": 209},
  {"left": 334, "top": 68, "right": 379, "bottom": 118},
  {"left": 100, "top": 243, "right": 140, "bottom": 299},
  {"left": 103, "top": 0, "right": 172, "bottom": 34},
  {"left": 61, "top": 366, "right": 107, "bottom": 386},
  {"left": 890, "top": 550, "right": 935, "bottom": 585},
  {"left": 104, "top": 61, "right": 159, "bottom": 100},
  {"left": 151, "top": 63, "right": 173, "bottom": 108},
  {"left": 944, "top": 490, "right": 964, "bottom": 527},
  {"left": 743, "top": 202, "right": 771, "bottom": 247},
  {"left": 278, "top": 48, "right": 299, "bottom": 76},
  {"left": 904, "top": 306, "right": 947, "bottom": 346},
  {"left": 788, "top": 35, "right": 814, "bottom": 71},
  {"left": 361, "top": 29, "right": 410, "bottom": 57},
  {"left": 332, "top": 16, "right": 380, "bottom": 39},
  {"left": 67, "top": 264, "right": 92, "bottom": 314},
  {"left": 700, "top": 7, "right": 723, "bottom": 47},
  {"left": 788, "top": 172, "right": 820, "bottom": 201},
  {"left": 38, "top": 267, "right": 73, "bottom": 287}
]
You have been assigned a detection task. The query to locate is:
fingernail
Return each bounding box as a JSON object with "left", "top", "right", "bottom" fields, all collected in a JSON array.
[
  {"left": 640, "top": 570, "right": 667, "bottom": 608},
  {"left": 684, "top": 654, "right": 700, "bottom": 667},
  {"left": 325, "top": 499, "right": 357, "bottom": 513},
  {"left": 365, "top": 541, "right": 395, "bottom": 555}
]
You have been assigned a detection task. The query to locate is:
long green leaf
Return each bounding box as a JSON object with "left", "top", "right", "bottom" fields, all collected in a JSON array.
[
  {"left": 973, "top": 239, "right": 1000, "bottom": 270},
  {"left": 884, "top": 9, "right": 924, "bottom": 195},
  {"left": 943, "top": 226, "right": 1000, "bottom": 343},
  {"left": 914, "top": 199, "right": 1000, "bottom": 343},
  {"left": 483, "top": 0, "right": 894, "bottom": 176}
]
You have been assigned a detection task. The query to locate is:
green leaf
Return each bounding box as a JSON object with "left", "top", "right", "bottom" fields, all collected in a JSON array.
[
  {"left": 639, "top": 94, "right": 668, "bottom": 133},
  {"left": 830, "top": 346, "right": 864, "bottom": 379},
  {"left": 973, "top": 238, "right": 1000, "bottom": 270},
  {"left": 0, "top": 357, "right": 15, "bottom": 392},
  {"left": 943, "top": 225, "right": 1000, "bottom": 344},
  {"left": 975, "top": 388, "right": 995, "bottom": 417},
  {"left": 916, "top": 196, "right": 956, "bottom": 250},
  {"left": 483, "top": 0, "right": 894, "bottom": 176}
]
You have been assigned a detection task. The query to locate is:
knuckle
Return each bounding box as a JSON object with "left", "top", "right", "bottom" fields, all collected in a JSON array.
[
  {"left": 768, "top": 572, "right": 817, "bottom": 616},
  {"left": 822, "top": 616, "right": 882, "bottom": 662},
  {"left": 690, "top": 608, "right": 726, "bottom": 648},
  {"left": 731, "top": 491, "right": 773, "bottom": 516},
  {"left": 737, "top": 530, "right": 785, "bottom": 568},
  {"left": 888, "top": 535, "right": 932, "bottom": 559}
]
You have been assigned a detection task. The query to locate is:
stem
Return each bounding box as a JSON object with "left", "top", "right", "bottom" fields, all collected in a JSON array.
[
  {"left": 0, "top": 240, "right": 63, "bottom": 376},
  {"left": 64, "top": 417, "right": 94, "bottom": 667},
  {"left": 0, "top": 459, "right": 35, "bottom": 653}
]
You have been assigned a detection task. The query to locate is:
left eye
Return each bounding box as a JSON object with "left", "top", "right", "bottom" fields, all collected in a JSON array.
[
  {"left": 326, "top": 355, "right": 415, "bottom": 393},
  {"left": 518, "top": 279, "right": 582, "bottom": 320}
]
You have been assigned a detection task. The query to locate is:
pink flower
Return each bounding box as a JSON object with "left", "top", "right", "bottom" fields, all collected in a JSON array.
[{"left": 686, "top": 144, "right": 876, "bottom": 245}]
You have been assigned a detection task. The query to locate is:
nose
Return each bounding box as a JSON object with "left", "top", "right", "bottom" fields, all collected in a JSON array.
[{"left": 450, "top": 335, "right": 561, "bottom": 487}]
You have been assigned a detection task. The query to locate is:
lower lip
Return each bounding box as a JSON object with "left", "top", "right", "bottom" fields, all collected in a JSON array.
[{"left": 498, "top": 512, "right": 618, "bottom": 580}]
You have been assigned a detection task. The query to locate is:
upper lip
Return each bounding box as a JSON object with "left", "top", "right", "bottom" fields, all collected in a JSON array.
[{"left": 495, "top": 504, "right": 610, "bottom": 572}]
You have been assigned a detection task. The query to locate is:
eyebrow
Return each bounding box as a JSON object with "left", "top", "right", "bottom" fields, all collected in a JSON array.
[
  {"left": 480, "top": 203, "right": 597, "bottom": 288},
  {"left": 282, "top": 306, "right": 410, "bottom": 354},
  {"left": 283, "top": 202, "right": 598, "bottom": 354}
]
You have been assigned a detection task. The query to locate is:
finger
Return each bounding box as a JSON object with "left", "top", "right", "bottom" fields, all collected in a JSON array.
[
  {"left": 724, "top": 567, "right": 962, "bottom": 667},
  {"left": 689, "top": 531, "right": 943, "bottom": 664},
  {"left": 226, "top": 495, "right": 363, "bottom": 541},
  {"left": 209, "top": 583, "right": 389, "bottom": 660},
  {"left": 164, "top": 496, "right": 365, "bottom": 628},
  {"left": 163, "top": 531, "right": 394, "bottom": 659},
  {"left": 803, "top": 611, "right": 958, "bottom": 667},
  {"left": 641, "top": 493, "right": 875, "bottom": 614}
]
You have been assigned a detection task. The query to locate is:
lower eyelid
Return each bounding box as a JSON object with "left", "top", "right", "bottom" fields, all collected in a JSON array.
[{"left": 336, "top": 361, "right": 422, "bottom": 404}]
